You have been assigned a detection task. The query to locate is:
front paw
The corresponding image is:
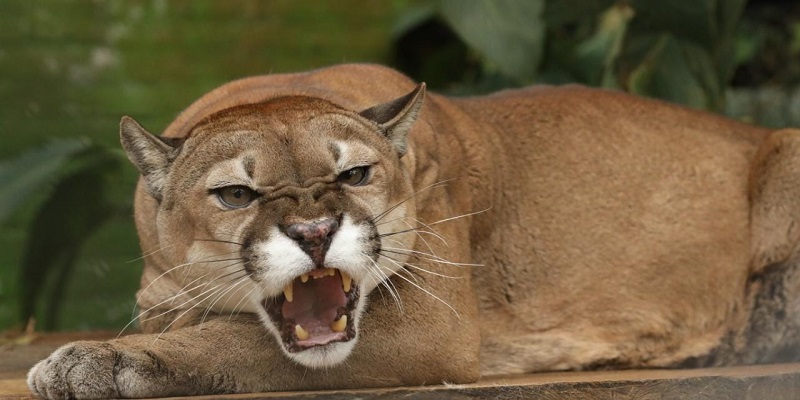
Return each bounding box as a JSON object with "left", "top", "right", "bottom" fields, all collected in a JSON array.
[
  {"left": 27, "top": 341, "right": 171, "bottom": 399},
  {"left": 28, "top": 341, "right": 120, "bottom": 399}
]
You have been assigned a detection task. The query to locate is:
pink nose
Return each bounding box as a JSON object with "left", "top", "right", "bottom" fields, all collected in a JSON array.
[{"left": 284, "top": 218, "right": 339, "bottom": 266}]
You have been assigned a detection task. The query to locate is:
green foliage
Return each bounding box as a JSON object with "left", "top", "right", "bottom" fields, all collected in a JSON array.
[
  {"left": 1, "top": 0, "right": 412, "bottom": 331},
  {"left": 1, "top": 140, "right": 129, "bottom": 330},
  {"left": 572, "top": 4, "right": 633, "bottom": 88},
  {"left": 438, "top": 0, "right": 545, "bottom": 82},
  {"left": 0, "top": 140, "right": 90, "bottom": 224},
  {"left": 422, "top": 0, "right": 749, "bottom": 111}
]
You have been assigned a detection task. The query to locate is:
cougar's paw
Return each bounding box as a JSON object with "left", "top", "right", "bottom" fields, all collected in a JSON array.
[{"left": 27, "top": 341, "right": 168, "bottom": 399}]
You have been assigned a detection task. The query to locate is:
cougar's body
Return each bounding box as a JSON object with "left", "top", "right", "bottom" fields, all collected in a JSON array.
[{"left": 28, "top": 64, "right": 800, "bottom": 399}]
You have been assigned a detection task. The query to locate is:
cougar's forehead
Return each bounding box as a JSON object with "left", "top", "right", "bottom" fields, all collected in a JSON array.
[{"left": 176, "top": 105, "right": 392, "bottom": 191}]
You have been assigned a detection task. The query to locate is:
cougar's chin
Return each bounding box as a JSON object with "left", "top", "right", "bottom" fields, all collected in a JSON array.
[{"left": 259, "top": 267, "right": 362, "bottom": 368}]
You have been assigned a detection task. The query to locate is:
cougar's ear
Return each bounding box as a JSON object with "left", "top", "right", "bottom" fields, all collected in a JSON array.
[
  {"left": 359, "top": 83, "right": 426, "bottom": 156},
  {"left": 119, "top": 116, "right": 183, "bottom": 201}
]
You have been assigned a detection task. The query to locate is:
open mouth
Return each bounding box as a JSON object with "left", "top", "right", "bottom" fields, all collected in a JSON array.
[{"left": 263, "top": 268, "right": 359, "bottom": 352}]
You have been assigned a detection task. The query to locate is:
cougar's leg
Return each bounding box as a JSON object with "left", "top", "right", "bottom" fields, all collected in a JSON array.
[
  {"left": 675, "top": 129, "right": 800, "bottom": 368},
  {"left": 739, "top": 128, "right": 800, "bottom": 364},
  {"left": 27, "top": 270, "right": 480, "bottom": 399},
  {"left": 751, "top": 129, "right": 800, "bottom": 271}
]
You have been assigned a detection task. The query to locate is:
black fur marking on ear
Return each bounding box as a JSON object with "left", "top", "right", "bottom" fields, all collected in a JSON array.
[
  {"left": 158, "top": 136, "right": 185, "bottom": 149},
  {"left": 119, "top": 116, "right": 183, "bottom": 201},
  {"left": 359, "top": 83, "right": 426, "bottom": 156},
  {"left": 359, "top": 84, "right": 425, "bottom": 125}
]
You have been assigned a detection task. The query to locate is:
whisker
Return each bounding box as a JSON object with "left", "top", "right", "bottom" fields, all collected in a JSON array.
[
  {"left": 228, "top": 285, "right": 260, "bottom": 320},
  {"left": 133, "top": 256, "right": 242, "bottom": 313},
  {"left": 380, "top": 247, "right": 483, "bottom": 267},
  {"left": 367, "top": 266, "right": 401, "bottom": 309},
  {"left": 426, "top": 205, "right": 493, "bottom": 227},
  {"left": 193, "top": 238, "right": 245, "bottom": 247},
  {"left": 214, "top": 276, "right": 254, "bottom": 314},
  {"left": 144, "top": 252, "right": 243, "bottom": 296},
  {"left": 190, "top": 257, "right": 248, "bottom": 264},
  {"left": 380, "top": 256, "right": 421, "bottom": 286},
  {"left": 125, "top": 244, "right": 176, "bottom": 263},
  {"left": 395, "top": 269, "right": 424, "bottom": 290},
  {"left": 406, "top": 217, "right": 448, "bottom": 247},
  {"left": 378, "top": 227, "right": 443, "bottom": 240},
  {"left": 378, "top": 253, "right": 463, "bottom": 279},
  {"left": 176, "top": 255, "right": 245, "bottom": 291},
  {"left": 119, "top": 267, "right": 246, "bottom": 337},
  {"left": 389, "top": 266, "right": 461, "bottom": 320},
  {"left": 373, "top": 214, "right": 407, "bottom": 227},
  {"left": 120, "top": 270, "right": 216, "bottom": 337},
  {"left": 402, "top": 262, "right": 463, "bottom": 279},
  {"left": 382, "top": 236, "right": 437, "bottom": 269},
  {"left": 363, "top": 253, "right": 403, "bottom": 313},
  {"left": 191, "top": 260, "right": 248, "bottom": 305},
  {"left": 214, "top": 261, "right": 249, "bottom": 280},
  {"left": 384, "top": 220, "right": 443, "bottom": 261},
  {"left": 389, "top": 216, "right": 448, "bottom": 247},
  {"left": 153, "top": 288, "right": 224, "bottom": 343},
  {"left": 147, "top": 272, "right": 248, "bottom": 325},
  {"left": 151, "top": 271, "right": 250, "bottom": 342},
  {"left": 379, "top": 206, "right": 492, "bottom": 242},
  {"left": 200, "top": 276, "right": 250, "bottom": 324},
  {"left": 210, "top": 229, "right": 250, "bottom": 240},
  {"left": 380, "top": 240, "right": 447, "bottom": 262},
  {"left": 372, "top": 178, "right": 459, "bottom": 223}
]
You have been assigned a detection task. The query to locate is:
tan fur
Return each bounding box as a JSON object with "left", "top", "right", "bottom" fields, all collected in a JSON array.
[{"left": 28, "top": 64, "right": 800, "bottom": 399}]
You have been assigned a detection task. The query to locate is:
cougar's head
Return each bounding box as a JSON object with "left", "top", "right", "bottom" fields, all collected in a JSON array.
[{"left": 121, "top": 84, "right": 425, "bottom": 367}]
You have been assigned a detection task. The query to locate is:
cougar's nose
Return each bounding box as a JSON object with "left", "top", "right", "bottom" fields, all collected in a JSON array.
[
  {"left": 284, "top": 218, "right": 340, "bottom": 267},
  {"left": 285, "top": 218, "right": 339, "bottom": 243}
]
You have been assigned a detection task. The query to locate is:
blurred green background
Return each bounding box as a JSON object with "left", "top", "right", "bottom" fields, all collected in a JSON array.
[{"left": 1, "top": 0, "right": 799, "bottom": 333}]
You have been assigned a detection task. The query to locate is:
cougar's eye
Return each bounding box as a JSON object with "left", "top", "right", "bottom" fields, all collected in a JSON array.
[
  {"left": 215, "top": 186, "right": 257, "bottom": 208},
  {"left": 337, "top": 166, "right": 370, "bottom": 186}
]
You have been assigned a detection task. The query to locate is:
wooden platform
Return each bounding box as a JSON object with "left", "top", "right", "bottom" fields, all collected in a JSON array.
[{"left": 2, "top": 332, "right": 799, "bottom": 399}]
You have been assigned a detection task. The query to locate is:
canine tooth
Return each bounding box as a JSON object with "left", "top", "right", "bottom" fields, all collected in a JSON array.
[
  {"left": 295, "top": 324, "right": 310, "bottom": 341},
  {"left": 341, "top": 271, "right": 352, "bottom": 293},
  {"left": 331, "top": 315, "right": 347, "bottom": 333},
  {"left": 283, "top": 284, "right": 293, "bottom": 302},
  {"left": 300, "top": 274, "right": 309, "bottom": 283}
]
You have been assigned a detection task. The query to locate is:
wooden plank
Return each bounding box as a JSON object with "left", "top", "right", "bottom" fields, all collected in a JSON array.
[{"left": 2, "top": 333, "right": 799, "bottom": 399}]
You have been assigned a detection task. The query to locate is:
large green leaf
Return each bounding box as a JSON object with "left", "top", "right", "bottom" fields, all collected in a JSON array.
[
  {"left": 628, "top": 0, "right": 745, "bottom": 109},
  {"left": 630, "top": 0, "right": 715, "bottom": 50},
  {"left": 438, "top": 0, "right": 545, "bottom": 82},
  {"left": 543, "top": 0, "right": 616, "bottom": 27},
  {"left": 713, "top": 0, "right": 747, "bottom": 86},
  {"left": 0, "top": 139, "right": 90, "bottom": 224},
  {"left": 18, "top": 146, "right": 123, "bottom": 329},
  {"left": 682, "top": 42, "right": 724, "bottom": 110},
  {"left": 715, "top": 0, "right": 748, "bottom": 44},
  {"left": 573, "top": 4, "right": 635, "bottom": 87},
  {"left": 628, "top": 35, "right": 709, "bottom": 109}
]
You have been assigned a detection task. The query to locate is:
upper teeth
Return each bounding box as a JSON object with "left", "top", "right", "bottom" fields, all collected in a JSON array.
[
  {"left": 283, "top": 268, "right": 354, "bottom": 302},
  {"left": 283, "top": 282, "right": 293, "bottom": 302},
  {"left": 313, "top": 268, "right": 336, "bottom": 279},
  {"left": 342, "top": 272, "right": 352, "bottom": 292}
]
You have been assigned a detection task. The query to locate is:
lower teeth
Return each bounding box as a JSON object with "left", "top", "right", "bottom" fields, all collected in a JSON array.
[
  {"left": 295, "top": 324, "right": 310, "bottom": 340},
  {"left": 331, "top": 315, "right": 347, "bottom": 332}
]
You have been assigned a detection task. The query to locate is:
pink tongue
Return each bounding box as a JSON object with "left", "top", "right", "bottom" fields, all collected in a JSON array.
[{"left": 281, "top": 272, "right": 346, "bottom": 336}]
